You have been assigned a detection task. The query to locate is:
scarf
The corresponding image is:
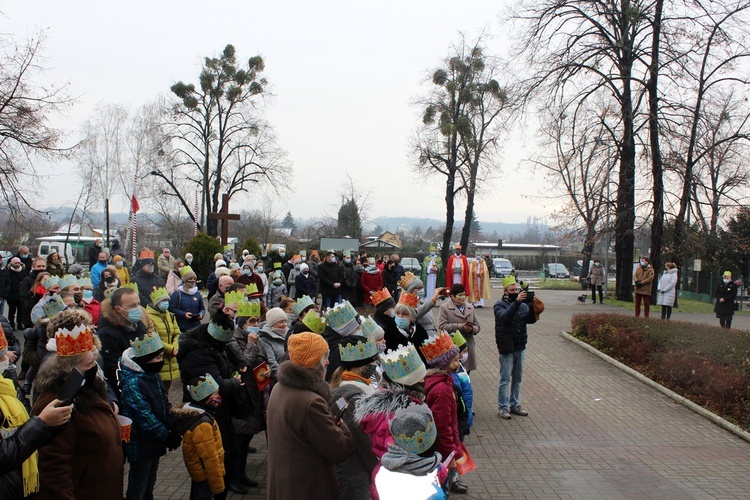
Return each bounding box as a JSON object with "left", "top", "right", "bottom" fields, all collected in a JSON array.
[
  {"left": 341, "top": 371, "right": 371, "bottom": 385},
  {"left": 0, "top": 377, "right": 39, "bottom": 496},
  {"left": 380, "top": 443, "right": 441, "bottom": 476}
]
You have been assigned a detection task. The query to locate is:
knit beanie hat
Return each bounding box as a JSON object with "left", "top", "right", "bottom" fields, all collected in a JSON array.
[
  {"left": 215, "top": 267, "right": 231, "bottom": 278},
  {"left": 405, "top": 277, "right": 424, "bottom": 293},
  {"left": 216, "top": 260, "right": 227, "bottom": 269},
  {"left": 288, "top": 332, "right": 329, "bottom": 368},
  {"left": 265, "top": 307, "right": 287, "bottom": 327},
  {"left": 181, "top": 271, "right": 197, "bottom": 282},
  {"left": 388, "top": 403, "right": 437, "bottom": 455}
]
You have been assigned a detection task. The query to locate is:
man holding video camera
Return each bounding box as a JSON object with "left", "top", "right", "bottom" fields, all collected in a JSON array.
[{"left": 494, "top": 275, "right": 539, "bottom": 420}]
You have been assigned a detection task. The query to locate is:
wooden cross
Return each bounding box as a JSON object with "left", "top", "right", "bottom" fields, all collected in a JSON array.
[{"left": 208, "top": 194, "right": 240, "bottom": 246}]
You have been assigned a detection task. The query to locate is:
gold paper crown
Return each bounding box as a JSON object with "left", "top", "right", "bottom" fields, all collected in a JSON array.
[
  {"left": 450, "top": 330, "right": 467, "bottom": 349},
  {"left": 236, "top": 301, "right": 261, "bottom": 318},
  {"left": 180, "top": 265, "right": 195, "bottom": 277},
  {"left": 419, "top": 332, "right": 456, "bottom": 362},
  {"left": 120, "top": 282, "right": 139, "bottom": 294},
  {"left": 398, "top": 271, "right": 417, "bottom": 290},
  {"left": 56, "top": 323, "right": 95, "bottom": 357},
  {"left": 302, "top": 310, "right": 327, "bottom": 335},
  {"left": 224, "top": 291, "right": 246, "bottom": 306},
  {"left": 371, "top": 288, "right": 392, "bottom": 306},
  {"left": 398, "top": 291, "right": 419, "bottom": 308},
  {"left": 150, "top": 287, "right": 170, "bottom": 305}
]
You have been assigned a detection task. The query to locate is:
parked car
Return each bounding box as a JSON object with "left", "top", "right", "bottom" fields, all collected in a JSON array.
[
  {"left": 492, "top": 258, "right": 513, "bottom": 278},
  {"left": 400, "top": 257, "right": 421, "bottom": 274},
  {"left": 546, "top": 263, "right": 570, "bottom": 279}
]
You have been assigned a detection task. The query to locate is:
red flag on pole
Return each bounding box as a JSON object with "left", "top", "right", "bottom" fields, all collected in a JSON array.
[{"left": 131, "top": 185, "right": 140, "bottom": 214}]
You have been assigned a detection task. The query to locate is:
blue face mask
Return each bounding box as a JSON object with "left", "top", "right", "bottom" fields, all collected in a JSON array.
[
  {"left": 83, "top": 290, "right": 94, "bottom": 300},
  {"left": 279, "top": 252, "right": 286, "bottom": 258},
  {"left": 159, "top": 301, "right": 169, "bottom": 312},
  {"left": 394, "top": 316, "right": 410, "bottom": 330},
  {"left": 21, "top": 253, "right": 29, "bottom": 259},
  {"left": 246, "top": 326, "right": 259, "bottom": 334},
  {"left": 126, "top": 307, "right": 142, "bottom": 324},
  {"left": 242, "top": 269, "right": 252, "bottom": 275},
  {"left": 256, "top": 266, "right": 263, "bottom": 273}
]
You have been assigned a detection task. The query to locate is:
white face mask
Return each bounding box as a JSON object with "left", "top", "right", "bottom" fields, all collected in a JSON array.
[
  {"left": 0, "top": 359, "right": 9, "bottom": 373},
  {"left": 460, "top": 352, "right": 468, "bottom": 364}
]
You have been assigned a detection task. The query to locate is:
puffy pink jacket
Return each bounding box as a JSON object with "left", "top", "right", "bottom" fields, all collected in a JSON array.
[{"left": 425, "top": 372, "right": 463, "bottom": 462}]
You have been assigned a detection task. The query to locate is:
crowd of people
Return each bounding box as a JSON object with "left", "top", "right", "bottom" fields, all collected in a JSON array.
[{"left": 0, "top": 241, "right": 538, "bottom": 500}]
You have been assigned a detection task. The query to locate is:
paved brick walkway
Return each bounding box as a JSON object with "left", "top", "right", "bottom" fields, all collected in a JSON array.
[{"left": 147, "top": 286, "right": 750, "bottom": 499}]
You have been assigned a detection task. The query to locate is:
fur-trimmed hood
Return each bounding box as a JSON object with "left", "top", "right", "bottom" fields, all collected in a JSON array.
[
  {"left": 276, "top": 360, "right": 331, "bottom": 401},
  {"left": 100, "top": 297, "right": 122, "bottom": 325},
  {"left": 353, "top": 388, "right": 419, "bottom": 425}
]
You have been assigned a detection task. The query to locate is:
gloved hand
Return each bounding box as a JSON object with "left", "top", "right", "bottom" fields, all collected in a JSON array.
[{"left": 165, "top": 429, "right": 182, "bottom": 450}]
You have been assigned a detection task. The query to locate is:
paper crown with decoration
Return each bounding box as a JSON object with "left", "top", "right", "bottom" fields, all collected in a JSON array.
[
  {"left": 339, "top": 336, "right": 378, "bottom": 365},
  {"left": 236, "top": 301, "right": 261, "bottom": 318},
  {"left": 420, "top": 332, "right": 460, "bottom": 368},
  {"left": 245, "top": 283, "right": 260, "bottom": 296},
  {"left": 120, "top": 282, "right": 139, "bottom": 294},
  {"left": 371, "top": 288, "right": 393, "bottom": 306},
  {"left": 723, "top": 270, "right": 732, "bottom": 278},
  {"left": 78, "top": 277, "right": 93, "bottom": 288},
  {"left": 0, "top": 328, "right": 7, "bottom": 357},
  {"left": 180, "top": 265, "right": 194, "bottom": 277},
  {"left": 450, "top": 330, "right": 467, "bottom": 350},
  {"left": 501, "top": 275, "right": 517, "bottom": 288},
  {"left": 43, "top": 297, "right": 67, "bottom": 318},
  {"left": 187, "top": 373, "right": 220, "bottom": 402},
  {"left": 398, "top": 271, "right": 418, "bottom": 290},
  {"left": 302, "top": 310, "right": 327, "bottom": 335},
  {"left": 55, "top": 323, "right": 95, "bottom": 357},
  {"left": 139, "top": 250, "right": 155, "bottom": 259},
  {"left": 398, "top": 291, "right": 419, "bottom": 309},
  {"left": 389, "top": 403, "right": 438, "bottom": 455},
  {"left": 429, "top": 245, "right": 437, "bottom": 251},
  {"left": 381, "top": 344, "right": 427, "bottom": 387},
  {"left": 273, "top": 262, "right": 282, "bottom": 269},
  {"left": 360, "top": 316, "right": 384, "bottom": 341},
  {"left": 42, "top": 275, "right": 60, "bottom": 288},
  {"left": 58, "top": 274, "right": 79, "bottom": 290},
  {"left": 293, "top": 295, "right": 316, "bottom": 317},
  {"left": 224, "top": 291, "right": 246, "bottom": 307},
  {"left": 325, "top": 300, "right": 360, "bottom": 336},
  {"left": 130, "top": 332, "right": 164, "bottom": 358},
  {"left": 150, "top": 287, "right": 170, "bottom": 305},
  {"left": 207, "top": 321, "right": 234, "bottom": 342}
]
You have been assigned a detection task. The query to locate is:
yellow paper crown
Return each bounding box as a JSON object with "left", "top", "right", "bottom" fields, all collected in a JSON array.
[
  {"left": 245, "top": 283, "right": 260, "bottom": 295},
  {"left": 501, "top": 275, "right": 516, "bottom": 288},
  {"left": 120, "top": 282, "right": 139, "bottom": 294},
  {"left": 150, "top": 287, "right": 170, "bottom": 305},
  {"left": 236, "top": 301, "right": 261, "bottom": 318},
  {"left": 302, "top": 310, "right": 327, "bottom": 334},
  {"left": 224, "top": 291, "right": 246, "bottom": 307}
]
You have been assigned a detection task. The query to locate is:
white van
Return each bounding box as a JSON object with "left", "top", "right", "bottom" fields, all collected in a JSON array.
[{"left": 37, "top": 241, "right": 76, "bottom": 266}]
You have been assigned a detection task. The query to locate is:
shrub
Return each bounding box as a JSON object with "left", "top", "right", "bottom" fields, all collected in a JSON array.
[
  {"left": 184, "top": 233, "right": 224, "bottom": 286},
  {"left": 239, "top": 238, "right": 262, "bottom": 258},
  {"left": 571, "top": 313, "right": 750, "bottom": 429}
]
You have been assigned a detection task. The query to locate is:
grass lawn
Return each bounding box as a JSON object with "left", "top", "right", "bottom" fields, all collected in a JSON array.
[
  {"left": 531, "top": 279, "right": 587, "bottom": 290},
  {"left": 606, "top": 296, "right": 749, "bottom": 314}
]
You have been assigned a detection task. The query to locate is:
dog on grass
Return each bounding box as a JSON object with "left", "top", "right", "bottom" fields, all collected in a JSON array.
[{"left": 577, "top": 294, "right": 587, "bottom": 305}]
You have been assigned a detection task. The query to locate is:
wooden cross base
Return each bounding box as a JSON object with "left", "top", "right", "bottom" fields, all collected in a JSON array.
[{"left": 208, "top": 194, "right": 240, "bottom": 246}]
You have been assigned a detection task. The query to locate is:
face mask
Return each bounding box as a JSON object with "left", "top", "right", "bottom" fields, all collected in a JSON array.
[
  {"left": 360, "top": 364, "right": 377, "bottom": 379},
  {"left": 246, "top": 326, "right": 259, "bottom": 334},
  {"left": 723, "top": 278, "right": 730, "bottom": 284},
  {"left": 344, "top": 258, "right": 351, "bottom": 264},
  {"left": 507, "top": 293, "right": 519, "bottom": 302},
  {"left": 208, "top": 394, "right": 222, "bottom": 408},
  {"left": 302, "top": 270, "right": 309, "bottom": 276},
  {"left": 301, "top": 257, "right": 306, "bottom": 262},
  {"left": 394, "top": 316, "right": 410, "bottom": 330},
  {"left": 21, "top": 254, "right": 28, "bottom": 259},
  {"left": 367, "top": 265, "right": 377, "bottom": 272},
  {"left": 159, "top": 301, "right": 170, "bottom": 312},
  {"left": 143, "top": 265, "right": 154, "bottom": 273},
  {"left": 105, "top": 275, "right": 116, "bottom": 283},
  {"left": 594, "top": 263, "right": 600, "bottom": 267},
  {"left": 416, "top": 289, "right": 425, "bottom": 299},
  {"left": 35, "top": 285, "right": 46, "bottom": 296},
  {"left": 461, "top": 352, "right": 469, "bottom": 364},
  {"left": 10, "top": 264, "right": 21, "bottom": 271},
  {"left": 115, "top": 261, "right": 123, "bottom": 267},
  {"left": 640, "top": 261, "right": 647, "bottom": 267},
  {"left": 279, "top": 252, "right": 286, "bottom": 258},
  {"left": 455, "top": 251, "right": 461, "bottom": 256},
  {"left": 272, "top": 278, "right": 282, "bottom": 286},
  {"left": 82, "top": 290, "right": 94, "bottom": 302},
  {"left": 377, "top": 343, "right": 387, "bottom": 354},
  {"left": 295, "top": 263, "right": 301, "bottom": 269},
  {"left": 256, "top": 266, "right": 263, "bottom": 273},
  {"left": 0, "top": 359, "right": 9, "bottom": 373},
  {"left": 242, "top": 269, "right": 252, "bottom": 275},
  {"left": 99, "top": 260, "right": 107, "bottom": 265},
  {"left": 330, "top": 257, "right": 336, "bottom": 264},
  {"left": 143, "top": 360, "right": 165, "bottom": 373},
  {"left": 124, "top": 307, "right": 142, "bottom": 324},
  {"left": 187, "top": 286, "right": 198, "bottom": 295},
  {"left": 186, "top": 258, "right": 193, "bottom": 264},
  {"left": 73, "top": 292, "right": 83, "bottom": 303},
  {"left": 271, "top": 326, "right": 287, "bottom": 336},
  {"left": 261, "top": 253, "right": 267, "bottom": 257},
  {"left": 430, "top": 251, "right": 435, "bottom": 256}
]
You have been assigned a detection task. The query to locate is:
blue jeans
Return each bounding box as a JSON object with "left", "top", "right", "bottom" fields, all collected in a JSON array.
[
  {"left": 498, "top": 350, "right": 525, "bottom": 410},
  {"left": 321, "top": 293, "right": 342, "bottom": 310},
  {"left": 126, "top": 458, "right": 160, "bottom": 500}
]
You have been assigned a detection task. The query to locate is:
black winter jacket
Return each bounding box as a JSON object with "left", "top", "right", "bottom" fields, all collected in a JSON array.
[
  {"left": 0, "top": 411, "right": 52, "bottom": 498},
  {"left": 131, "top": 270, "right": 166, "bottom": 307},
  {"left": 6, "top": 268, "right": 27, "bottom": 301},
  {"left": 317, "top": 261, "right": 344, "bottom": 296},
  {"left": 97, "top": 313, "right": 148, "bottom": 396},
  {"left": 493, "top": 298, "right": 537, "bottom": 355}
]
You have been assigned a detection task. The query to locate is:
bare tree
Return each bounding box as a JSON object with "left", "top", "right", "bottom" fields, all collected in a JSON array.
[{"left": 0, "top": 30, "right": 72, "bottom": 213}]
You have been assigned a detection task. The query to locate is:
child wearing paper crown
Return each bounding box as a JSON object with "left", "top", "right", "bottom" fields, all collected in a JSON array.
[
  {"left": 117, "top": 333, "right": 181, "bottom": 500},
  {"left": 174, "top": 374, "right": 227, "bottom": 499},
  {"left": 449, "top": 331, "right": 474, "bottom": 441},
  {"left": 374, "top": 403, "right": 447, "bottom": 500}
]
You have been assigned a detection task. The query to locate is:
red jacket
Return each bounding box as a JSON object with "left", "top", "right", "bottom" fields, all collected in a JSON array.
[
  {"left": 360, "top": 271, "right": 384, "bottom": 305},
  {"left": 425, "top": 372, "right": 463, "bottom": 461}
]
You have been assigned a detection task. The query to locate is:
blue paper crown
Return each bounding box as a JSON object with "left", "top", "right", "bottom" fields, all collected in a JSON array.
[
  {"left": 293, "top": 295, "right": 315, "bottom": 317},
  {"left": 78, "top": 277, "right": 93, "bottom": 288},
  {"left": 43, "top": 297, "right": 67, "bottom": 318},
  {"left": 339, "top": 338, "right": 378, "bottom": 362},
  {"left": 325, "top": 300, "right": 359, "bottom": 331},
  {"left": 390, "top": 403, "right": 438, "bottom": 455},
  {"left": 381, "top": 344, "right": 427, "bottom": 386},
  {"left": 130, "top": 332, "right": 164, "bottom": 358},
  {"left": 207, "top": 321, "right": 234, "bottom": 342},
  {"left": 58, "top": 274, "right": 79, "bottom": 290},
  {"left": 360, "top": 316, "right": 384, "bottom": 341},
  {"left": 188, "top": 373, "right": 219, "bottom": 402},
  {"left": 43, "top": 275, "right": 60, "bottom": 288}
]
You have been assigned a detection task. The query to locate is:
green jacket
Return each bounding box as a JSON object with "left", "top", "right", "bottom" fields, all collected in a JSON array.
[{"left": 146, "top": 305, "right": 181, "bottom": 382}]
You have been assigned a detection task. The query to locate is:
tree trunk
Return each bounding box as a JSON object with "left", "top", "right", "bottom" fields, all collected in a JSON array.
[
  {"left": 441, "top": 172, "right": 456, "bottom": 266},
  {"left": 648, "top": 0, "right": 665, "bottom": 297},
  {"left": 459, "top": 163, "right": 477, "bottom": 253}
]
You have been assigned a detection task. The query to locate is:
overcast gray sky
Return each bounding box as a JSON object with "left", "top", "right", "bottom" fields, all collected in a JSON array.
[{"left": 6, "top": 0, "right": 556, "bottom": 225}]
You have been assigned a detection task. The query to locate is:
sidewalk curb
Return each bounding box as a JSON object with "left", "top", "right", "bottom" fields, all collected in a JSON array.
[{"left": 560, "top": 331, "right": 750, "bottom": 444}]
